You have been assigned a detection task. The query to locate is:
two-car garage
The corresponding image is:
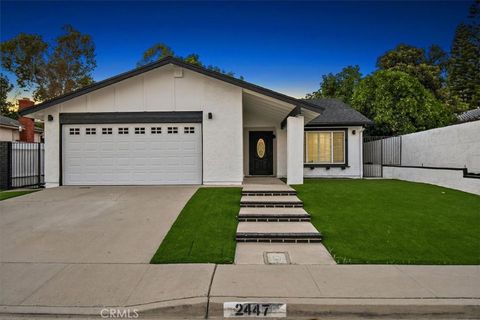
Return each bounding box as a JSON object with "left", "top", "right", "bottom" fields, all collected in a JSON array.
[{"left": 62, "top": 115, "right": 202, "bottom": 185}]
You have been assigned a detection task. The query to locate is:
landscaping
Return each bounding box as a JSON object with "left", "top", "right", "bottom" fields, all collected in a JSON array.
[
  {"left": 151, "top": 187, "right": 241, "bottom": 264},
  {"left": 0, "top": 190, "right": 37, "bottom": 201},
  {"left": 293, "top": 179, "right": 480, "bottom": 265}
]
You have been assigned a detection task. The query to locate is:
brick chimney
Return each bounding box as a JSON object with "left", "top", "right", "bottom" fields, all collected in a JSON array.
[{"left": 18, "top": 98, "right": 35, "bottom": 142}]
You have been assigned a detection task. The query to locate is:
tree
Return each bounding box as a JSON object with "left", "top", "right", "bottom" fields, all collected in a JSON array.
[
  {"left": 351, "top": 70, "right": 453, "bottom": 135},
  {"left": 377, "top": 44, "right": 445, "bottom": 99},
  {"left": 306, "top": 65, "right": 362, "bottom": 104},
  {"left": 1, "top": 25, "right": 96, "bottom": 101},
  {"left": 139, "top": 43, "right": 241, "bottom": 78},
  {"left": 0, "top": 74, "right": 17, "bottom": 119},
  {"left": 448, "top": 1, "right": 480, "bottom": 109}
]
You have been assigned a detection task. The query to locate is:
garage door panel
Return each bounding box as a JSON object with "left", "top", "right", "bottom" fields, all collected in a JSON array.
[{"left": 63, "top": 123, "right": 202, "bottom": 185}]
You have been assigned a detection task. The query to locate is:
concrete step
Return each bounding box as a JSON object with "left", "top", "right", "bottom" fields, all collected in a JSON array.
[
  {"left": 240, "top": 195, "right": 303, "bottom": 208},
  {"left": 236, "top": 222, "right": 322, "bottom": 243},
  {"left": 238, "top": 207, "right": 310, "bottom": 222},
  {"left": 242, "top": 184, "right": 296, "bottom": 196}
]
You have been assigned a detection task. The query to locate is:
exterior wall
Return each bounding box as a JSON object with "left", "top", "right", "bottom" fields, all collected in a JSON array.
[
  {"left": 401, "top": 120, "right": 480, "bottom": 172},
  {"left": 40, "top": 66, "right": 243, "bottom": 187},
  {"left": 303, "top": 126, "right": 364, "bottom": 178},
  {"left": 383, "top": 166, "right": 480, "bottom": 195},
  {"left": 287, "top": 116, "right": 304, "bottom": 184},
  {"left": 242, "top": 107, "right": 286, "bottom": 177},
  {"left": 0, "top": 127, "right": 20, "bottom": 142}
]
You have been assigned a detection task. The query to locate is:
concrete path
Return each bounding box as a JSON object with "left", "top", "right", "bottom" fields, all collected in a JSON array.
[{"left": 0, "top": 186, "right": 197, "bottom": 263}]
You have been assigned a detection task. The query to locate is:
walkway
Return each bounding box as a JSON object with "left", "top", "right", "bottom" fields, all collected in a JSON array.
[{"left": 235, "top": 177, "right": 335, "bottom": 264}]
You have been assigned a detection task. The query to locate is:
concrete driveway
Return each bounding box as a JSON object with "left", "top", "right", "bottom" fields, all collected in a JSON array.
[{"left": 0, "top": 186, "right": 198, "bottom": 263}]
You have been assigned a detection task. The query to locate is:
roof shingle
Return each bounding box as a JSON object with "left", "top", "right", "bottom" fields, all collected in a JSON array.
[{"left": 302, "top": 98, "right": 373, "bottom": 126}]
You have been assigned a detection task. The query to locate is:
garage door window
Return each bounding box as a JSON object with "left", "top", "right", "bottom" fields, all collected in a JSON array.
[
  {"left": 86, "top": 128, "right": 96, "bottom": 135},
  {"left": 184, "top": 127, "right": 195, "bottom": 134},
  {"left": 69, "top": 128, "right": 80, "bottom": 135},
  {"left": 167, "top": 127, "right": 178, "bottom": 134},
  {"left": 135, "top": 127, "right": 145, "bottom": 134},
  {"left": 118, "top": 128, "right": 129, "bottom": 134},
  {"left": 151, "top": 127, "right": 162, "bottom": 134},
  {"left": 102, "top": 128, "right": 112, "bottom": 135}
]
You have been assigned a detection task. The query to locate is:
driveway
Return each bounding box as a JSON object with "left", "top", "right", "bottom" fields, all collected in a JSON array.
[{"left": 0, "top": 186, "right": 198, "bottom": 263}]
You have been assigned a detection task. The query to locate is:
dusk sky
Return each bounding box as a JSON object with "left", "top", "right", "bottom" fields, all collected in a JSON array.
[{"left": 0, "top": 1, "right": 472, "bottom": 98}]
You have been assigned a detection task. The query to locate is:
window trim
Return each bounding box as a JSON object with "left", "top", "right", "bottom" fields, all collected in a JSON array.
[{"left": 304, "top": 128, "right": 349, "bottom": 167}]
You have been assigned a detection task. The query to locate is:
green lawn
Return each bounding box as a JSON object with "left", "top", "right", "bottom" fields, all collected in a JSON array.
[
  {"left": 292, "top": 179, "right": 480, "bottom": 265},
  {"left": 0, "top": 190, "right": 37, "bottom": 201},
  {"left": 151, "top": 187, "right": 241, "bottom": 264}
]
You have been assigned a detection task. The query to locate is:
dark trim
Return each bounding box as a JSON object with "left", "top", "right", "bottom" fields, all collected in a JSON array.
[
  {"left": 59, "top": 123, "right": 63, "bottom": 186},
  {"left": 383, "top": 165, "right": 480, "bottom": 179},
  {"left": 306, "top": 121, "right": 373, "bottom": 127},
  {"left": 59, "top": 111, "right": 203, "bottom": 124},
  {"left": 304, "top": 164, "right": 349, "bottom": 169},
  {"left": 19, "top": 56, "right": 323, "bottom": 116},
  {"left": 280, "top": 106, "right": 301, "bottom": 129},
  {"left": 304, "top": 128, "right": 349, "bottom": 167}
]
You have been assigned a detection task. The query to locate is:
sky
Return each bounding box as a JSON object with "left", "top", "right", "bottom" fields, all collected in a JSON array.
[{"left": 0, "top": 1, "right": 472, "bottom": 98}]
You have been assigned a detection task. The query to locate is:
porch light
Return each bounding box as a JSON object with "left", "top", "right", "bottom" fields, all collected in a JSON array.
[
  {"left": 208, "top": 112, "right": 213, "bottom": 120},
  {"left": 352, "top": 129, "right": 356, "bottom": 135},
  {"left": 48, "top": 115, "right": 54, "bottom": 121}
]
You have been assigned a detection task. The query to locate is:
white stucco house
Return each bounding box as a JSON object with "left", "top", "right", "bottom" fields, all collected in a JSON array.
[{"left": 19, "top": 57, "right": 372, "bottom": 187}]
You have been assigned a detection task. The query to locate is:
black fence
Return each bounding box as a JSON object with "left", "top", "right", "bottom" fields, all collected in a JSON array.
[
  {"left": 363, "top": 136, "right": 402, "bottom": 177},
  {"left": 0, "top": 142, "right": 45, "bottom": 190}
]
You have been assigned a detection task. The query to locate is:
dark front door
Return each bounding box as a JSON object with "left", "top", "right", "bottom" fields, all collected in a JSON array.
[{"left": 249, "top": 131, "right": 274, "bottom": 175}]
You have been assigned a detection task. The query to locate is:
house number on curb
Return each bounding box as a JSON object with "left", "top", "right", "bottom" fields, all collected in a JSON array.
[{"left": 223, "top": 302, "right": 286, "bottom": 318}]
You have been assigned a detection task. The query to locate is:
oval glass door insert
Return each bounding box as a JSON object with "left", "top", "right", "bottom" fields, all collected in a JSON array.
[{"left": 257, "top": 138, "right": 266, "bottom": 158}]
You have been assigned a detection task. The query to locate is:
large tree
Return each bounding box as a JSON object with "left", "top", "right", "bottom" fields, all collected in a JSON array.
[
  {"left": 448, "top": 1, "right": 480, "bottom": 108},
  {"left": 351, "top": 70, "right": 453, "bottom": 135},
  {"left": 0, "top": 74, "right": 17, "bottom": 119},
  {"left": 1, "top": 25, "right": 96, "bottom": 101},
  {"left": 305, "top": 65, "right": 362, "bottom": 104},
  {"left": 139, "top": 43, "right": 240, "bottom": 78},
  {"left": 377, "top": 44, "right": 446, "bottom": 99}
]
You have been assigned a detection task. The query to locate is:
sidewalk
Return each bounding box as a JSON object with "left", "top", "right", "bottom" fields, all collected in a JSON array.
[{"left": 1, "top": 262, "right": 479, "bottom": 318}]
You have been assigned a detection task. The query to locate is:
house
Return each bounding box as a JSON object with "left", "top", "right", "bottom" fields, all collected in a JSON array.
[
  {"left": 0, "top": 113, "right": 43, "bottom": 143},
  {"left": 19, "top": 57, "right": 372, "bottom": 187}
]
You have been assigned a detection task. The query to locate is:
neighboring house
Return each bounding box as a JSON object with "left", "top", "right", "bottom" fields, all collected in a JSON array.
[
  {"left": 457, "top": 108, "right": 480, "bottom": 123},
  {"left": 0, "top": 114, "right": 43, "bottom": 142},
  {"left": 19, "top": 57, "right": 372, "bottom": 187}
]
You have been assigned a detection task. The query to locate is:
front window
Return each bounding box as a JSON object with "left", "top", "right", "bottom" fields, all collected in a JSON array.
[{"left": 305, "top": 131, "right": 345, "bottom": 164}]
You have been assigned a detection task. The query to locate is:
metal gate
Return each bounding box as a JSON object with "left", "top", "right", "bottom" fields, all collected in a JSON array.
[
  {"left": 363, "top": 136, "right": 401, "bottom": 177},
  {"left": 0, "top": 142, "right": 45, "bottom": 189}
]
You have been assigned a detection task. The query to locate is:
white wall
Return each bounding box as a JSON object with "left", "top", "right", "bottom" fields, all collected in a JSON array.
[
  {"left": 401, "top": 121, "right": 480, "bottom": 172},
  {"left": 303, "top": 126, "right": 364, "bottom": 178},
  {"left": 383, "top": 166, "right": 480, "bottom": 195},
  {"left": 0, "top": 127, "right": 19, "bottom": 142},
  {"left": 287, "top": 116, "right": 304, "bottom": 184},
  {"left": 39, "top": 65, "right": 244, "bottom": 186}
]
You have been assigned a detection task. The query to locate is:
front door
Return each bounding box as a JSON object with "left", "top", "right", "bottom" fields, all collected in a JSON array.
[{"left": 249, "top": 131, "right": 273, "bottom": 175}]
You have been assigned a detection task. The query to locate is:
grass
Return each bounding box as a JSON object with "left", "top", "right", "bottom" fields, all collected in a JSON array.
[
  {"left": 0, "top": 190, "right": 37, "bottom": 201},
  {"left": 292, "top": 179, "right": 480, "bottom": 265},
  {"left": 150, "top": 187, "right": 241, "bottom": 264}
]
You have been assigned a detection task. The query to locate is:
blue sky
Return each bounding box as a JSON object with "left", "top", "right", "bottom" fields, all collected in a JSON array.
[{"left": 0, "top": 1, "right": 472, "bottom": 98}]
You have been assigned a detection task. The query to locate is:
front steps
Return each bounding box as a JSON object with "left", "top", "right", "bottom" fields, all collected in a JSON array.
[
  {"left": 236, "top": 222, "right": 322, "bottom": 243},
  {"left": 238, "top": 207, "right": 311, "bottom": 222},
  {"left": 236, "top": 183, "right": 322, "bottom": 246},
  {"left": 240, "top": 195, "right": 303, "bottom": 208}
]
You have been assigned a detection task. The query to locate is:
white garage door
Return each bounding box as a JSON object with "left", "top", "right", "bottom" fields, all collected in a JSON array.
[{"left": 63, "top": 123, "right": 202, "bottom": 185}]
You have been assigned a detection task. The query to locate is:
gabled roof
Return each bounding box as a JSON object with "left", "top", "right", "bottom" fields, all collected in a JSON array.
[
  {"left": 302, "top": 98, "right": 373, "bottom": 126},
  {"left": 457, "top": 108, "right": 480, "bottom": 123},
  {"left": 19, "top": 56, "right": 323, "bottom": 116},
  {"left": 0, "top": 115, "right": 20, "bottom": 128}
]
